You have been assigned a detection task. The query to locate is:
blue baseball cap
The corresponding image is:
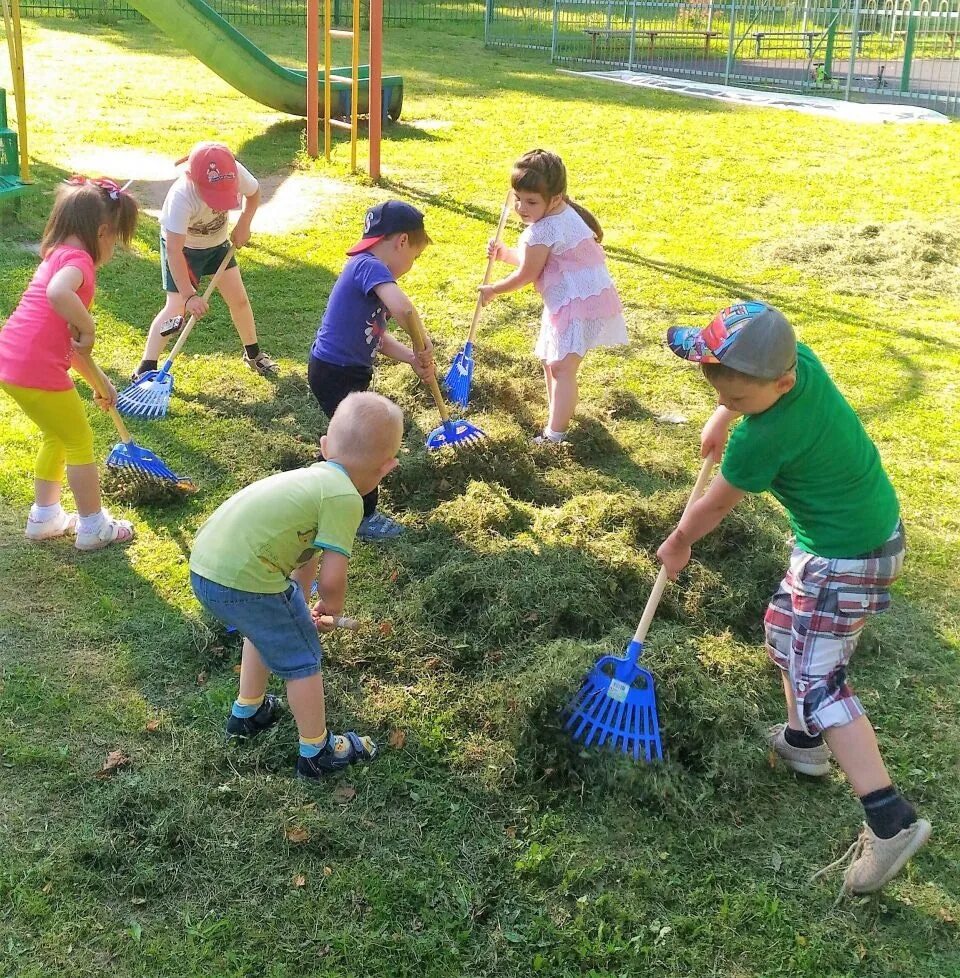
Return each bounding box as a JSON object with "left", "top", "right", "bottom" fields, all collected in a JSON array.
[
  {"left": 347, "top": 200, "right": 427, "bottom": 255},
  {"left": 666, "top": 301, "right": 797, "bottom": 380}
]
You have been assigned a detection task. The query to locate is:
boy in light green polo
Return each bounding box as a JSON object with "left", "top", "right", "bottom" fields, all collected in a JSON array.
[
  {"left": 657, "top": 300, "right": 930, "bottom": 896},
  {"left": 190, "top": 391, "right": 404, "bottom": 779}
]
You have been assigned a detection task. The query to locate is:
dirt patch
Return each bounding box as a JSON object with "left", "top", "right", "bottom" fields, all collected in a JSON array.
[
  {"left": 62, "top": 146, "right": 350, "bottom": 234},
  {"left": 765, "top": 219, "right": 960, "bottom": 298}
]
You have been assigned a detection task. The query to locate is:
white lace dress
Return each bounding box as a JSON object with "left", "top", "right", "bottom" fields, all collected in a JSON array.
[{"left": 519, "top": 205, "right": 628, "bottom": 364}]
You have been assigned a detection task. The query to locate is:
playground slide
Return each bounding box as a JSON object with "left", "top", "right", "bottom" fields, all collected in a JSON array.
[{"left": 125, "top": 0, "right": 402, "bottom": 120}]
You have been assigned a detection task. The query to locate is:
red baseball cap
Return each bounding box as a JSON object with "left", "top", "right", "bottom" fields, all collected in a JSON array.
[{"left": 182, "top": 142, "right": 241, "bottom": 211}]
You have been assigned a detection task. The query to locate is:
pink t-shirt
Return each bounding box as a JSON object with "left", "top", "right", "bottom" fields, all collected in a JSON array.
[{"left": 0, "top": 246, "right": 97, "bottom": 391}]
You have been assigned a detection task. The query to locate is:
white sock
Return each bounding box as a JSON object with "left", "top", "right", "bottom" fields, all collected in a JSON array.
[
  {"left": 30, "top": 502, "right": 63, "bottom": 522},
  {"left": 543, "top": 426, "right": 566, "bottom": 442},
  {"left": 78, "top": 510, "right": 106, "bottom": 534}
]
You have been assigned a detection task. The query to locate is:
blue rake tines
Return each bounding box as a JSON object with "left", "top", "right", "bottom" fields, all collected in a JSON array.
[
  {"left": 106, "top": 440, "right": 197, "bottom": 494},
  {"left": 564, "top": 639, "right": 663, "bottom": 762},
  {"left": 425, "top": 417, "right": 486, "bottom": 451},
  {"left": 442, "top": 341, "right": 475, "bottom": 409},
  {"left": 115, "top": 362, "right": 175, "bottom": 420}
]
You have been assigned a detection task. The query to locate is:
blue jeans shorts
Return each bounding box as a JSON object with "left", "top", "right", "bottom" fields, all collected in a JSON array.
[
  {"left": 190, "top": 572, "right": 322, "bottom": 680},
  {"left": 160, "top": 236, "right": 237, "bottom": 292}
]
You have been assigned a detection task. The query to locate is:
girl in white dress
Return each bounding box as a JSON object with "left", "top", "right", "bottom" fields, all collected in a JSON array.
[{"left": 479, "top": 149, "right": 628, "bottom": 443}]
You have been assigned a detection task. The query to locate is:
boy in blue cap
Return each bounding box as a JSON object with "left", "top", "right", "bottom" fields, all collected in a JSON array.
[
  {"left": 308, "top": 200, "right": 435, "bottom": 542},
  {"left": 657, "top": 300, "right": 930, "bottom": 896}
]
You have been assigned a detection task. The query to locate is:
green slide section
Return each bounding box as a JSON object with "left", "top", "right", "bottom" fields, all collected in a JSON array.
[{"left": 125, "top": 0, "right": 402, "bottom": 120}]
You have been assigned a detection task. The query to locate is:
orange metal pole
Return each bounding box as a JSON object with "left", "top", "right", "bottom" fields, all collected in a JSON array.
[
  {"left": 368, "top": 0, "right": 382, "bottom": 181},
  {"left": 306, "top": 0, "right": 319, "bottom": 158},
  {"left": 324, "top": 0, "right": 332, "bottom": 160},
  {"left": 350, "top": 0, "right": 360, "bottom": 174}
]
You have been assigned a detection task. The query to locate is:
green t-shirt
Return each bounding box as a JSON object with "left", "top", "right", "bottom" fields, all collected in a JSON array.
[
  {"left": 189, "top": 462, "right": 363, "bottom": 593},
  {"left": 721, "top": 344, "right": 899, "bottom": 558}
]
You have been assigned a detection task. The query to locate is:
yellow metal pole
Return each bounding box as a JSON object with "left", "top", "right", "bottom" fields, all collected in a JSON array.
[
  {"left": 2, "top": 0, "right": 29, "bottom": 181},
  {"left": 323, "top": 0, "right": 332, "bottom": 161},
  {"left": 351, "top": 0, "right": 360, "bottom": 174}
]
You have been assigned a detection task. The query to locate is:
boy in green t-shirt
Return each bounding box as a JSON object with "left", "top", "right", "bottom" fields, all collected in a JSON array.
[
  {"left": 657, "top": 301, "right": 930, "bottom": 896},
  {"left": 189, "top": 391, "right": 404, "bottom": 779}
]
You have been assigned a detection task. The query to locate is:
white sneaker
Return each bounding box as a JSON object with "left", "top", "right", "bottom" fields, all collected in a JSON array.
[
  {"left": 74, "top": 511, "right": 136, "bottom": 552},
  {"left": 25, "top": 508, "right": 78, "bottom": 541}
]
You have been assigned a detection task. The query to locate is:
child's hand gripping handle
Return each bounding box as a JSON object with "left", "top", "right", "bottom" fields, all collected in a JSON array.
[
  {"left": 407, "top": 316, "right": 453, "bottom": 424},
  {"left": 316, "top": 614, "right": 360, "bottom": 631},
  {"left": 162, "top": 245, "right": 236, "bottom": 366},
  {"left": 632, "top": 455, "right": 717, "bottom": 646},
  {"left": 466, "top": 191, "right": 513, "bottom": 346}
]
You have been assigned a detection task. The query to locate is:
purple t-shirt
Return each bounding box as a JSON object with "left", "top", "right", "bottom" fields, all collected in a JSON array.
[{"left": 310, "top": 254, "right": 395, "bottom": 368}]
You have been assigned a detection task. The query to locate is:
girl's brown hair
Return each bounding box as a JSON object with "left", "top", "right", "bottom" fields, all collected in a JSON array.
[
  {"left": 41, "top": 178, "right": 139, "bottom": 263},
  {"left": 510, "top": 149, "right": 604, "bottom": 242}
]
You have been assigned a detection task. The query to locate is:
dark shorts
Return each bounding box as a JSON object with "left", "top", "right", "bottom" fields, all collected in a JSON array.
[
  {"left": 160, "top": 237, "right": 238, "bottom": 292},
  {"left": 190, "top": 571, "right": 322, "bottom": 680}
]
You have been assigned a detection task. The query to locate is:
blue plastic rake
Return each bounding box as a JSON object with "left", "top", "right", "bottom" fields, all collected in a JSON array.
[
  {"left": 443, "top": 191, "right": 513, "bottom": 409},
  {"left": 117, "top": 246, "right": 235, "bottom": 420},
  {"left": 105, "top": 405, "right": 197, "bottom": 495},
  {"left": 564, "top": 456, "right": 716, "bottom": 762}
]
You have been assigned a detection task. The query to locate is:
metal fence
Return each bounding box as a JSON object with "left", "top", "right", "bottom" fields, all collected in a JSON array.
[
  {"left": 486, "top": 0, "right": 960, "bottom": 113},
  {"left": 19, "top": 0, "right": 485, "bottom": 25}
]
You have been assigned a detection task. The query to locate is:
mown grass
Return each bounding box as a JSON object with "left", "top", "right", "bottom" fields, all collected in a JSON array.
[{"left": 1, "top": 14, "right": 959, "bottom": 978}]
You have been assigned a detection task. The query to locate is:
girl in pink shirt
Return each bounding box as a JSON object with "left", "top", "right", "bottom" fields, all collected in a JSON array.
[
  {"left": 479, "top": 149, "right": 628, "bottom": 444},
  {"left": 0, "top": 177, "right": 139, "bottom": 550}
]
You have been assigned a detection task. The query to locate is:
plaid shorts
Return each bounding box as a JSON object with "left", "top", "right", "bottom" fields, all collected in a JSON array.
[{"left": 764, "top": 522, "right": 905, "bottom": 735}]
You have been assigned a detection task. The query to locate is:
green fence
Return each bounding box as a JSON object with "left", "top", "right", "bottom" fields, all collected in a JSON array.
[{"left": 19, "top": 0, "right": 485, "bottom": 25}]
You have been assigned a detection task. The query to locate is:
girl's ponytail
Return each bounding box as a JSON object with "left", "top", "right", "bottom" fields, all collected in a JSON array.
[{"left": 565, "top": 196, "right": 603, "bottom": 243}]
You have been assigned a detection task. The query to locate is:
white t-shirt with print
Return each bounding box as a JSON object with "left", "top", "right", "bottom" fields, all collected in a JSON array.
[{"left": 160, "top": 161, "right": 259, "bottom": 250}]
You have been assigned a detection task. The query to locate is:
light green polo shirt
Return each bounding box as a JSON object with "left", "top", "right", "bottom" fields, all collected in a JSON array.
[{"left": 189, "top": 462, "right": 363, "bottom": 593}]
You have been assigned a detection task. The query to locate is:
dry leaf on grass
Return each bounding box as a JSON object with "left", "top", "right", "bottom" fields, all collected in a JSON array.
[
  {"left": 144, "top": 720, "right": 161, "bottom": 733},
  {"left": 95, "top": 749, "right": 131, "bottom": 779},
  {"left": 323, "top": 866, "right": 333, "bottom": 877},
  {"left": 378, "top": 621, "right": 394, "bottom": 638},
  {"left": 388, "top": 729, "right": 407, "bottom": 749},
  {"left": 196, "top": 671, "right": 208, "bottom": 686},
  {"left": 285, "top": 826, "right": 310, "bottom": 844},
  {"left": 332, "top": 784, "right": 356, "bottom": 804},
  {"left": 292, "top": 874, "right": 306, "bottom": 888}
]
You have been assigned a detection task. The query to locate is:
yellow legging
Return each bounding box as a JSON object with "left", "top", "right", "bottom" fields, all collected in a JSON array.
[{"left": 0, "top": 381, "right": 96, "bottom": 482}]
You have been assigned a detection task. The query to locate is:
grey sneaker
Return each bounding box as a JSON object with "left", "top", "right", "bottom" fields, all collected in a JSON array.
[
  {"left": 813, "top": 820, "right": 932, "bottom": 895},
  {"left": 356, "top": 512, "right": 404, "bottom": 541},
  {"left": 767, "top": 723, "right": 832, "bottom": 777},
  {"left": 244, "top": 351, "right": 279, "bottom": 376}
]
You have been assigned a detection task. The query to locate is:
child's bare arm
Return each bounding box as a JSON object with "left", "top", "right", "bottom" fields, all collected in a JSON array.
[
  {"left": 47, "top": 266, "right": 96, "bottom": 352},
  {"left": 232, "top": 188, "right": 260, "bottom": 248},
  {"left": 657, "top": 474, "right": 746, "bottom": 579},
  {"left": 373, "top": 282, "right": 435, "bottom": 381},
  {"left": 478, "top": 242, "right": 550, "bottom": 306},
  {"left": 311, "top": 550, "right": 349, "bottom": 632},
  {"left": 488, "top": 240, "right": 520, "bottom": 266},
  {"left": 701, "top": 407, "right": 742, "bottom": 460}
]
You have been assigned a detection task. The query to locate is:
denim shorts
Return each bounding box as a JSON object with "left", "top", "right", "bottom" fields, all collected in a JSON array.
[
  {"left": 160, "top": 237, "right": 237, "bottom": 292},
  {"left": 190, "top": 571, "right": 322, "bottom": 680}
]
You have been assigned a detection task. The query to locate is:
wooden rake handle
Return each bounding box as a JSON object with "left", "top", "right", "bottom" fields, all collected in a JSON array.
[
  {"left": 407, "top": 315, "right": 452, "bottom": 425},
  {"left": 70, "top": 342, "right": 137, "bottom": 447},
  {"left": 465, "top": 190, "right": 513, "bottom": 347},
  {"left": 632, "top": 455, "right": 717, "bottom": 645},
  {"left": 163, "top": 245, "right": 236, "bottom": 364}
]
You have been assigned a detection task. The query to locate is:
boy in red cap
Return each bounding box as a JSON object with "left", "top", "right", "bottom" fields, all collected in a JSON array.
[
  {"left": 307, "top": 200, "right": 435, "bottom": 541},
  {"left": 132, "top": 142, "right": 278, "bottom": 379},
  {"left": 657, "top": 300, "right": 930, "bottom": 897}
]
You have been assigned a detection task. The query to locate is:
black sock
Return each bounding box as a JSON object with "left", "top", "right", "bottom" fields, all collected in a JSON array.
[
  {"left": 784, "top": 726, "right": 824, "bottom": 749},
  {"left": 244, "top": 343, "right": 261, "bottom": 359},
  {"left": 861, "top": 786, "right": 916, "bottom": 839},
  {"left": 136, "top": 359, "right": 158, "bottom": 375}
]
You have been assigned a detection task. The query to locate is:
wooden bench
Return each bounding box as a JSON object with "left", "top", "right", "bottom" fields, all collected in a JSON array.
[
  {"left": 751, "top": 28, "right": 874, "bottom": 58},
  {"left": 583, "top": 27, "right": 719, "bottom": 61},
  {"left": 893, "top": 29, "right": 959, "bottom": 54}
]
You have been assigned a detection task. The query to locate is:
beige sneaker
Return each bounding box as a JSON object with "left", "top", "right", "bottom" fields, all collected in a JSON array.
[
  {"left": 766, "top": 723, "right": 832, "bottom": 777},
  {"left": 814, "top": 820, "right": 932, "bottom": 895}
]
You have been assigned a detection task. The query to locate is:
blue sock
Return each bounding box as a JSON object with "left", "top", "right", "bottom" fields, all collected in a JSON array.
[
  {"left": 299, "top": 731, "right": 329, "bottom": 758},
  {"left": 231, "top": 697, "right": 263, "bottom": 719}
]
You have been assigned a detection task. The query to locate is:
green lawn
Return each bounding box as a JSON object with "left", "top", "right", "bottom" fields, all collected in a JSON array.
[{"left": 1, "top": 14, "right": 959, "bottom": 978}]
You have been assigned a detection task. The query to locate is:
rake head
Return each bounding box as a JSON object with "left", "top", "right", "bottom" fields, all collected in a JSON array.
[
  {"left": 116, "top": 369, "right": 174, "bottom": 420},
  {"left": 564, "top": 639, "right": 663, "bottom": 762},
  {"left": 106, "top": 440, "right": 197, "bottom": 495},
  {"left": 425, "top": 417, "right": 486, "bottom": 452},
  {"left": 442, "top": 342, "right": 475, "bottom": 409}
]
